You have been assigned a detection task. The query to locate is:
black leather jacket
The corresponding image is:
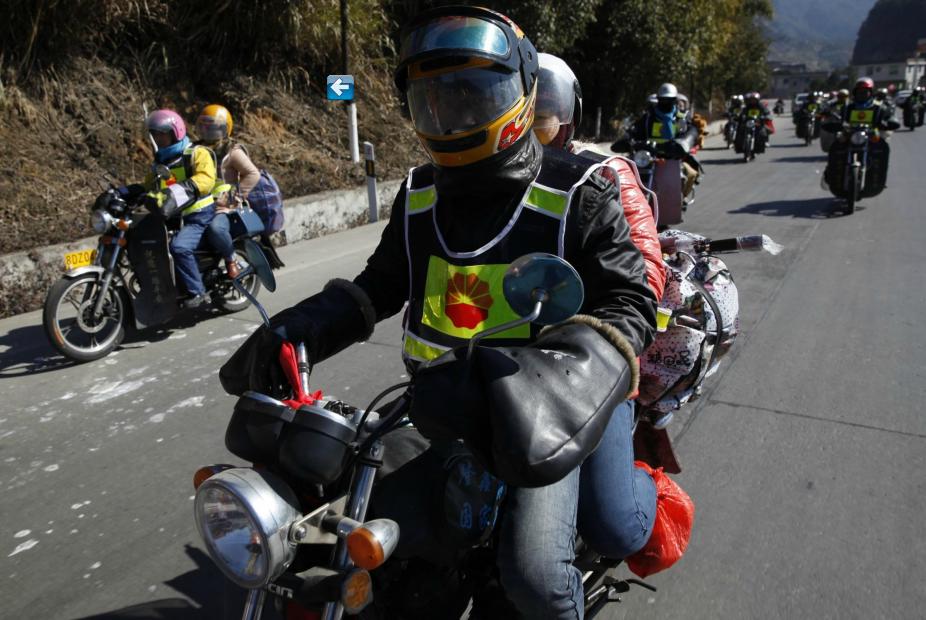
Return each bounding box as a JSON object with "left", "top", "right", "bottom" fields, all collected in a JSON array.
[{"left": 355, "top": 134, "right": 657, "bottom": 357}]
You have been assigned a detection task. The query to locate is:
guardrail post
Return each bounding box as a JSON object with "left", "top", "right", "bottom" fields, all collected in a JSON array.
[{"left": 364, "top": 142, "right": 378, "bottom": 223}]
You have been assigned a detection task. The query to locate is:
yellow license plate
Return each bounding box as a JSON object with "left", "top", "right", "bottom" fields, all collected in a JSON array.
[{"left": 64, "top": 249, "right": 98, "bottom": 270}]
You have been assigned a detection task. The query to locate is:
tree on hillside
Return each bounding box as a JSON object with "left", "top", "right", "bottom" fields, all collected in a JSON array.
[
  {"left": 562, "top": 0, "right": 772, "bottom": 130},
  {"left": 851, "top": 0, "right": 926, "bottom": 64},
  {"left": 384, "top": 0, "right": 603, "bottom": 54}
]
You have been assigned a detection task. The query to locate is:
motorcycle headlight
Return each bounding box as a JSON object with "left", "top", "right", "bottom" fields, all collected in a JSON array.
[
  {"left": 850, "top": 131, "right": 868, "bottom": 146},
  {"left": 746, "top": 119, "right": 756, "bottom": 128},
  {"left": 90, "top": 209, "right": 114, "bottom": 234},
  {"left": 194, "top": 468, "right": 301, "bottom": 589},
  {"left": 633, "top": 150, "right": 654, "bottom": 168}
]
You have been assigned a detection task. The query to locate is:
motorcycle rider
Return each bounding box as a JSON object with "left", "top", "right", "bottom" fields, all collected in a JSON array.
[
  {"left": 220, "top": 8, "right": 679, "bottom": 618},
  {"left": 840, "top": 77, "right": 895, "bottom": 130},
  {"left": 795, "top": 91, "right": 821, "bottom": 141},
  {"left": 823, "top": 77, "right": 898, "bottom": 191},
  {"left": 874, "top": 87, "right": 897, "bottom": 120},
  {"left": 820, "top": 89, "right": 850, "bottom": 152},
  {"left": 737, "top": 91, "right": 771, "bottom": 157},
  {"left": 728, "top": 94, "right": 745, "bottom": 116},
  {"left": 194, "top": 104, "right": 261, "bottom": 280},
  {"left": 122, "top": 110, "right": 217, "bottom": 308},
  {"left": 908, "top": 85, "right": 926, "bottom": 126},
  {"left": 829, "top": 88, "right": 850, "bottom": 118},
  {"left": 724, "top": 94, "right": 744, "bottom": 146},
  {"left": 629, "top": 83, "right": 700, "bottom": 201}
]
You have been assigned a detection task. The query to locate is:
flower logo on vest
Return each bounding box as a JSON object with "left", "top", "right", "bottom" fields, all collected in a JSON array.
[{"left": 445, "top": 272, "right": 494, "bottom": 329}]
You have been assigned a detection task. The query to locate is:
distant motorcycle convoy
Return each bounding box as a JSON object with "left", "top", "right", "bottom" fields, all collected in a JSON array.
[{"left": 33, "top": 8, "right": 925, "bottom": 616}]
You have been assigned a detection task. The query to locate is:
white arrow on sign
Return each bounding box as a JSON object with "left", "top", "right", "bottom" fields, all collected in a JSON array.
[{"left": 331, "top": 78, "right": 349, "bottom": 97}]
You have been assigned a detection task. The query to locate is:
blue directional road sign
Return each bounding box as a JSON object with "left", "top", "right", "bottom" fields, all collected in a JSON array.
[{"left": 327, "top": 75, "right": 355, "bottom": 101}]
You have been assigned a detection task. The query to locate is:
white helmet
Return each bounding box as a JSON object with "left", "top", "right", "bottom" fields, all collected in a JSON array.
[
  {"left": 656, "top": 83, "right": 678, "bottom": 113},
  {"left": 657, "top": 83, "right": 678, "bottom": 99},
  {"left": 534, "top": 53, "right": 582, "bottom": 149}
]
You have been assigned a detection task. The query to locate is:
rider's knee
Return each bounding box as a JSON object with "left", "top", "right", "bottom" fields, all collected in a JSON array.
[{"left": 498, "top": 555, "right": 581, "bottom": 620}]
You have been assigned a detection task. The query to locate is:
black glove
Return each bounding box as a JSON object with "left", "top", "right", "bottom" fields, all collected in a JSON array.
[
  {"left": 219, "top": 279, "right": 376, "bottom": 397},
  {"left": 410, "top": 318, "right": 637, "bottom": 488}
]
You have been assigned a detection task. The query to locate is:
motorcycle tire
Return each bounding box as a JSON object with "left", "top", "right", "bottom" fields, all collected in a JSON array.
[
  {"left": 846, "top": 166, "right": 860, "bottom": 215},
  {"left": 212, "top": 247, "right": 262, "bottom": 313},
  {"left": 43, "top": 272, "right": 128, "bottom": 362}
]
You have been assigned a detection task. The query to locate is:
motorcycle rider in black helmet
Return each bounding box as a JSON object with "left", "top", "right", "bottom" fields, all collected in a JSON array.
[{"left": 220, "top": 7, "right": 661, "bottom": 619}]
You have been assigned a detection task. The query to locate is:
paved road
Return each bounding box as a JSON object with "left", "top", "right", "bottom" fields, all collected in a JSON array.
[{"left": 1, "top": 117, "right": 924, "bottom": 619}]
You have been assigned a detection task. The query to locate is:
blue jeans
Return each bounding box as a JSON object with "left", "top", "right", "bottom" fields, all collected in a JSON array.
[
  {"left": 497, "top": 401, "right": 657, "bottom": 620},
  {"left": 170, "top": 206, "right": 214, "bottom": 296},
  {"left": 206, "top": 212, "right": 236, "bottom": 260}
]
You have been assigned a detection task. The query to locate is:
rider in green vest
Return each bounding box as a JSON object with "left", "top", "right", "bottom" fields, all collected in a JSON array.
[
  {"left": 221, "top": 7, "right": 665, "bottom": 618},
  {"left": 120, "top": 109, "right": 217, "bottom": 308}
]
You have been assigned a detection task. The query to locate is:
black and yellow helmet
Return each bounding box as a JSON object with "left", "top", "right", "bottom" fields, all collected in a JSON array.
[{"left": 394, "top": 6, "right": 540, "bottom": 167}]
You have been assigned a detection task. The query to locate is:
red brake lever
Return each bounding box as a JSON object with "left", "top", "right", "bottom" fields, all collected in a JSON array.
[{"left": 278, "top": 341, "right": 323, "bottom": 408}]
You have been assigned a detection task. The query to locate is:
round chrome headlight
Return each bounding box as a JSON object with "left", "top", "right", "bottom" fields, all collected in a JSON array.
[
  {"left": 850, "top": 131, "right": 868, "bottom": 146},
  {"left": 90, "top": 209, "right": 114, "bottom": 234},
  {"left": 194, "top": 468, "right": 301, "bottom": 589},
  {"left": 633, "top": 150, "right": 654, "bottom": 168}
]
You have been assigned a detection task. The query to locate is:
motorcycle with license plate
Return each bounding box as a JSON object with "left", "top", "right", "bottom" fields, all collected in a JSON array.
[
  {"left": 193, "top": 251, "right": 660, "bottom": 620},
  {"left": 42, "top": 164, "right": 284, "bottom": 363}
]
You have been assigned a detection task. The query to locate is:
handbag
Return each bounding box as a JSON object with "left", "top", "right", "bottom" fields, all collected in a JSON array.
[{"left": 226, "top": 205, "right": 265, "bottom": 238}]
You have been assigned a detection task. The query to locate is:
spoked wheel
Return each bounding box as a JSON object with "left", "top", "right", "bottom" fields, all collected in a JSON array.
[
  {"left": 211, "top": 247, "right": 261, "bottom": 313},
  {"left": 43, "top": 273, "right": 128, "bottom": 362}
]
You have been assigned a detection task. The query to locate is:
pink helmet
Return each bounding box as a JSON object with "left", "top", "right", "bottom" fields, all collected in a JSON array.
[{"left": 145, "top": 109, "right": 187, "bottom": 142}]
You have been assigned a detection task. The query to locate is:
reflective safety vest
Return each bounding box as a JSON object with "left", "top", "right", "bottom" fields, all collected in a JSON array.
[
  {"left": 745, "top": 108, "right": 762, "bottom": 119},
  {"left": 848, "top": 107, "right": 876, "bottom": 126},
  {"left": 649, "top": 117, "right": 676, "bottom": 144},
  {"left": 401, "top": 149, "right": 607, "bottom": 363},
  {"left": 156, "top": 145, "right": 216, "bottom": 216}
]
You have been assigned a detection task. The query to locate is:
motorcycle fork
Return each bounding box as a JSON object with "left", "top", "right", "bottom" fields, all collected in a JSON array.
[
  {"left": 91, "top": 231, "right": 125, "bottom": 318},
  {"left": 321, "top": 436, "right": 385, "bottom": 620}
]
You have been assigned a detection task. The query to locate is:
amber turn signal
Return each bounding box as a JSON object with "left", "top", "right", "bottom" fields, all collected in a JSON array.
[
  {"left": 345, "top": 518, "right": 399, "bottom": 570},
  {"left": 346, "top": 527, "right": 385, "bottom": 570}
]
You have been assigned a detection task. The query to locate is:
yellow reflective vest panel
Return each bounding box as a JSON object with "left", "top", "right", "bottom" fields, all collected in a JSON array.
[
  {"left": 400, "top": 154, "right": 607, "bottom": 363},
  {"left": 144, "top": 146, "right": 217, "bottom": 215}
]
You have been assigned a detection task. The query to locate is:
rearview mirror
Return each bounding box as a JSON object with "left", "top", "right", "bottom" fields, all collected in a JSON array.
[
  {"left": 502, "top": 253, "right": 583, "bottom": 326},
  {"left": 243, "top": 238, "right": 277, "bottom": 292},
  {"left": 153, "top": 164, "right": 171, "bottom": 182},
  {"left": 467, "top": 253, "right": 583, "bottom": 358}
]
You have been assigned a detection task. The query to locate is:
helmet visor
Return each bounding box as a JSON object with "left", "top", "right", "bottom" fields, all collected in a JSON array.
[
  {"left": 407, "top": 66, "right": 523, "bottom": 136},
  {"left": 196, "top": 116, "right": 227, "bottom": 142},
  {"left": 536, "top": 67, "right": 575, "bottom": 125},
  {"left": 401, "top": 17, "right": 509, "bottom": 62}
]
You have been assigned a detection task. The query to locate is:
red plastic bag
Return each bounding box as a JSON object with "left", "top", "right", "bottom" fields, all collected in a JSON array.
[
  {"left": 765, "top": 118, "right": 776, "bottom": 134},
  {"left": 625, "top": 461, "right": 695, "bottom": 578}
]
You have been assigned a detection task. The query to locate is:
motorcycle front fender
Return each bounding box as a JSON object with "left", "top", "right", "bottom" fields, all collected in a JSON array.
[{"left": 62, "top": 265, "right": 106, "bottom": 279}]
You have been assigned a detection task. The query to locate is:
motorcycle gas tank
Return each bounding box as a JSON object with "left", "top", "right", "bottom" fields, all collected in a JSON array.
[
  {"left": 127, "top": 213, "right": 178, "bottom": 328},
  {"left": 653, "top": 159, "right": 683, "bottom": 227}
]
